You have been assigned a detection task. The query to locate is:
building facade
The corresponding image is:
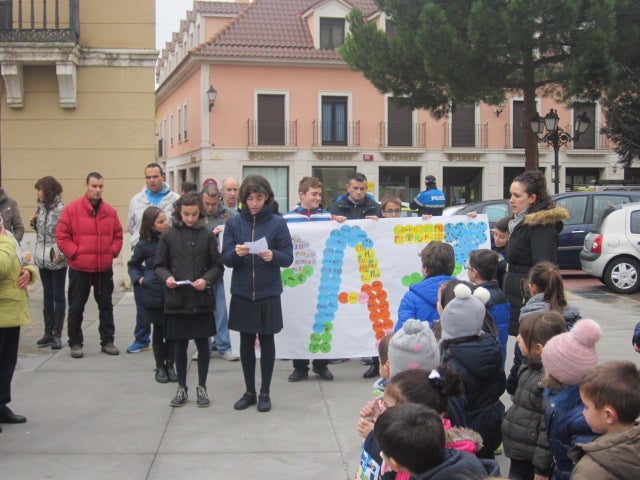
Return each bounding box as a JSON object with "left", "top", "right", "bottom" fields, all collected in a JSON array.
[
  {"left": 156, "top": 0, "right": 630, "bottom": 212},
  {"left": 0, "top": 0, "right": 157, "bottom": 287}
]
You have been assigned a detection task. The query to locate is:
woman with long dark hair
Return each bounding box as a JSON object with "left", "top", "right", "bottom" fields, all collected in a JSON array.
[{"left": 30, "top": 176, "right": 67, "bottom": 350}]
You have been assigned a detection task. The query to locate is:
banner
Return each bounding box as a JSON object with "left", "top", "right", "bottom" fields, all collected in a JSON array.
[{"left": 226, "top": 215, "right": 490, "bottom": 358}]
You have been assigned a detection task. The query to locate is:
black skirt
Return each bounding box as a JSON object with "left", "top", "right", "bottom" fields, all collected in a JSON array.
[
  {"left": 144, "top": 307, "right": 166, "bottom": 326},
  {"left": 228, "top": 294, "right": 283, "bottom": 335},
  {"left": 166, "top": 312, "right": 216, "bottom": 341}
]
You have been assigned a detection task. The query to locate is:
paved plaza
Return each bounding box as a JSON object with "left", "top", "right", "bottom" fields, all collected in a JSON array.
[{"left": 0, "top": 278, "right": 638, "bottom": 480}]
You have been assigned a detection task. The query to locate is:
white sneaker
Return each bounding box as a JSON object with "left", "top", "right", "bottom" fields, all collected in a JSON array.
[{"left": 219, "top": 350, "right": 239, "bottom": 361}]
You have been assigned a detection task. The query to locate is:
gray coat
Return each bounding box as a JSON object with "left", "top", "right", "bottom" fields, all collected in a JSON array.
[
  {"left": 502, "top": 359, "right": 553, "bottom": 476},
  {"left": 33, "top": 196, "right": 67, "bottom": 270},
  {"left": 0, "top": 188, "right": 24, "bottom": 243}
]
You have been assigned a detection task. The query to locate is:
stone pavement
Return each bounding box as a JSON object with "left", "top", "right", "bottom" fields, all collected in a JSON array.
[{"left": 1, "top": 282, "right": 638, "bottom": 480}]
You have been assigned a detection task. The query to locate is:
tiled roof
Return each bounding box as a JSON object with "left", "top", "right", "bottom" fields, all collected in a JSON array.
[
  {"left": 195, "top": 1, "right": 249, "bottom": 15},
  {"left": 193, "top": 0, "right": 378, "bottom": 61}
]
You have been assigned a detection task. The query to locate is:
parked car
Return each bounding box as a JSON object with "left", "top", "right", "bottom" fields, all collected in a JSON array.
[
  {"left": 442, "top": 191, "right": 640, "bottom": 269},
  {"left": 580, "top": 202, "right": 640, "bottom": 294},
  {"left": 553, "top": 191, "right": 640, "bottom": 269}
]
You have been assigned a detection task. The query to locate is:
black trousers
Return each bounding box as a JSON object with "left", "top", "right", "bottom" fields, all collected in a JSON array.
[
  {"left": 292, "top": 359, "right": 329, "bottom": 371},
  {"left": 67, "top": 268, "right": 115, "bottom": 347},
  {"left": 0, "top": 326, "right": 20, "bottom": 407}
]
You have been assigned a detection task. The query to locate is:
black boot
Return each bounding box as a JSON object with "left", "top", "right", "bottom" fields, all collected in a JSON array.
[
  {"left": 165, "top": 341, "right": 178, "bottom": 383},
  {"left": 51, "top": 312, "right": 65, "bottom": 350},
  {"left": 37, "top": 310, "right": 53, "bottom": 347},
  {"left": 153, "top": 345, "right": 169, "bottom": 383},
  {"left": 363, "top": 362, "right": 380, "bottom": 379}
]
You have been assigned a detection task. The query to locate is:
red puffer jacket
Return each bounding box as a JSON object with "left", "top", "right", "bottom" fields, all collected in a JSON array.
[{"left": 55, "top": 195, "right": 123, "bottom": 272}]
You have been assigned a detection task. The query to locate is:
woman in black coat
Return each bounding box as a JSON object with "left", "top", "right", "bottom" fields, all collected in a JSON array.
[
  {"left": 222, "top": 175, "right": 293, "bottom": 413},
  {"left": 503, "top": 171, "right": 569, "bottom": 336},
  {"left": 155, "top": 193, "right": 223, "bottom": 408}
]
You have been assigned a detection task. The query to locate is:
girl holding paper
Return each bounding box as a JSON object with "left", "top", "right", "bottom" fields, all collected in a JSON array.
[{"left": 222, "top": 175, "right": 293, "bottom": 413}]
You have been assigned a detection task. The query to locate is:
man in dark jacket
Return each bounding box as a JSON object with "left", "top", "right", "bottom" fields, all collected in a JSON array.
[
  {"left": 328, "top": 172, "right": 380, "bottom": 219},
  {"left": 56, "top": 172, "right": 123, "bottom": 359},
  {"left": 0, "top": 187, "right": 25, "bottom": 243}
]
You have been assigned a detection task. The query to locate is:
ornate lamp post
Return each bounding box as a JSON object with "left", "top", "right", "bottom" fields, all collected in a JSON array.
[{"left": 530, "top": 109, "right": 591, "bottom": 193}]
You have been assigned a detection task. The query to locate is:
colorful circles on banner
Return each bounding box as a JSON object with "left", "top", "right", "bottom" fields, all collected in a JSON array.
[
  {"left": 281, "top": 264, "right": 314, "bottom": 287},
  {"left": 401, "top": 272, "right": 423, "bottom": 287},
  {"left": 309, "top": 322, "right": 333, "bottom": 353}
]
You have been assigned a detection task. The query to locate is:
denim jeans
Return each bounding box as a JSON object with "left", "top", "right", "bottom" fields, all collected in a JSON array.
[
  {"left": 39, "top": 267, "right": 67, "bottom": 314},
  {"left": 189, "top": 280, "right": 228, "bottom": 353},
  {"left": 133, "top": 282, "right": 151, "bottom": 344},
  {"left": 213, "top": 279, "right": 231, "bottom": 353},
  {"left": 67, "top": 269, "right": 115, "bottom": 347}
]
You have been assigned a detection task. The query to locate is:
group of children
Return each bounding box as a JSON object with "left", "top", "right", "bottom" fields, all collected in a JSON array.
[{"left": 355, "top": 222, "right": 640, "bottom": 480}]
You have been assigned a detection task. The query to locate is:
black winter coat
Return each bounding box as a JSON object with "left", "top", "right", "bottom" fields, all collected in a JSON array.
[
  {"left": 154, "top": 220, "right": 223, "bottom": 315},
  {"left": 502, "top": 360, "right": 553, "bottom": 476},
  {"left": 221, "top": 204, "right": 293, "bottom": 301},
  {"left": 128, "top": 232, "right": 163, "bottom": 310},
  {"left": 442, "top": 333, "right": 506, "bottom": 458},
  {"left": 504, "top": 205, "right": 569, "bottom": 334},
  {"left": 328, "top": 195, "right": 381, "bottom": 219}
]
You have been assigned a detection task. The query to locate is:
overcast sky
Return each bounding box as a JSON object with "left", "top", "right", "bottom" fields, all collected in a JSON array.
[{"left": 156, "top": 0, "right": 228, "bottom": 51}]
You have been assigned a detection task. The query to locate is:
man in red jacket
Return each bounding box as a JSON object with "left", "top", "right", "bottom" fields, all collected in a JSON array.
[{"left": 56, "top": 172, "right": 123, "bottom": 358}]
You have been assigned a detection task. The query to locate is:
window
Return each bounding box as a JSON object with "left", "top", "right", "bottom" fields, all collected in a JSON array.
[
  {"left": 451, "top": 103, "right": 475, "bottom": 147},
  {"left": 243, "top": 166, "right": 289, "bottom": 211},
  {"left": 257, "top": 94, "right": 285, "bottom": 145},
  {"left": 631, "top": 210, "right": 640, "bottom": 234},
  {"left": 183, "top": 103, "right": 188, "bottom": 141},
  {"left": 573, "top": 103, "right": 596, "bottom": 149},
  {"left": 555, "top": 195, "right": 587, "bottom": 225},
  {"left": 322, "top": 96, "right": 348, "bottom": 145},
  {"left": 177, "top": 107, "right": 182, "bottom": 142},
  {"left": 387, "top": 98, "right": 412, "bottom": 146},
  {"left": 169, "top": 113, "right": 174, "bottom": 146},
  {"left": 320, "top": 18, "right": 345, "bottom": 49},
  {"left": 512, "top": 100, "right": 525, "bottom": 148}
]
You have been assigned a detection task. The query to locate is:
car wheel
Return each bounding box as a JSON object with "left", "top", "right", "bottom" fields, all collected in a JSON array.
[{"left": 603, "top": 257, "right": 640, "bottom": 294}]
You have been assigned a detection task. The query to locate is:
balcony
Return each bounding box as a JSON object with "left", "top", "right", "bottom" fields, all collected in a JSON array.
[
  {"left": 443, "top": 122, "right": 488, "bottom": 149},
  {"left": 312, "top": 120, "right": 360, "bottom": 159},
  {"left": 378, "top": 122, "right": 427, "bottom": 148},
  {"left": 247, "top": 120, "right": 298, "bottom": 152},
  {"left": 0, "top": 0, "right": 79, "bottom": 42},
  {"left": 0, "top": 0, "right": 80, "bottom": 108}
]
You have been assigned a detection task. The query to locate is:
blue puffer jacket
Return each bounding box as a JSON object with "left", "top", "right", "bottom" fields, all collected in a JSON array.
[
  {"left": 396, "top": 274, "right": 454, "bottom": 331},
  {"left": 127, "top": 232, "right": 163, "bottom": 310},
  {"left": 632, "top": 321, "right": 640, "bottom": 348},
  {"left": 441, "top": 333, "right": 506, "bottom": 458},
  {"left": 221, "top": 204, "right": 293, "bottom": 301},
  {"left": 544, "top": 385, "right": 599, "bottom": 480}
]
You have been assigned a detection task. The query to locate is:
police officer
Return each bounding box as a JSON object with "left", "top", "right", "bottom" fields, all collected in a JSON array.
[{"left": 410, "top": 175, "right": 446, "bottom": 216}]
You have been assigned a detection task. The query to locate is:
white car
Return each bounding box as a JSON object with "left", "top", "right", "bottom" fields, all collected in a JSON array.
[{"left": 580, "top": 202, "right": 640, "bottom": 294}]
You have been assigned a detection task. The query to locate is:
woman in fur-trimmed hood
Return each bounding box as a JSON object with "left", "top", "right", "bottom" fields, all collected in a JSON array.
[{"left": 503, "top": 171, "right": 570, "bottom": 336}]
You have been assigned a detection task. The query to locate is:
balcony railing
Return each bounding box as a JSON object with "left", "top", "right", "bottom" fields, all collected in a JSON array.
[
  {"left": 444, "top": 122, "right": 488, "bottom": 148},
  {"left": 503, "top": 123, "right": 612, "bottom": 150},
  {"left": 0, "top": 0, "right": 79, "bottom": 42},
  {"left": 312, "top": 120, "right": 360, "bottom": 147},
  {"left": 378, "top": 122, "right": 427, "bottom": 147},
  {"left": 247, "top": 120, "right": 297, "bottom": 147}
]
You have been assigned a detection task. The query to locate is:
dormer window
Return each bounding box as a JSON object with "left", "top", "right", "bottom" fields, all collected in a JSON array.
[{"left": 320, "top": 18, "right": 345, "bottom": 49}]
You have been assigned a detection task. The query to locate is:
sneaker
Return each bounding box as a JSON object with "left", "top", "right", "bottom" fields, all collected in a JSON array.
[
  {"left": 37, "top": 333, "right": 53, "bottom": 347},
  {"left": 288, "top": 369, "right": 309, "bottom": 382},
  {"left": 196, "top": 386, "right": 210, "bottom": 407},
  {"left": 170, "top": 386, "right": 188, "bottom": 407},
  {"left": 233, "top": 392, "right": 257, "bottom": 410},
  {"left": 312, "top": 366, "right": 334, "bottom": 381},
  {"left": 51, "top": 337, "right": 62, "bottom": 350},
  {"left": 257, "top": 394, "right": 271, "bottom": 412},
  {"left": 218, "top": 350, "right": 239, "bottom": 361},
  {"left": 70, "top": 345, "right": 83, "bottom": 358},
  {"left": 101, "top": 343, "right": 120, "bottom": 356},
  {"left": 126, "top": 341, "right": 150, "bottom": 353},
  {"left": 155, "top": 368, "right": 169, "bottom": 384}
]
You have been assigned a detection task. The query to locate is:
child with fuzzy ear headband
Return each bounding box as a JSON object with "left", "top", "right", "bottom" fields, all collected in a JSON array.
[{"left": 439, "top": 282, "right": 506, "bottom": 459}]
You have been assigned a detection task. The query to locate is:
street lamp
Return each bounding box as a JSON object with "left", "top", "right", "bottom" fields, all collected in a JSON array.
[
  {"left": 207, "top": 85, "right": 218, "bottom": 112},
  {"left": 530, "top": 109, "right": 591, "bottom": 194}
]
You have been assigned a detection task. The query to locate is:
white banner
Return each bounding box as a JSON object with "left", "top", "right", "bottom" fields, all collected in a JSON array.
[{"left": 226, "top": 215, "right": 490, "bottom": 358}]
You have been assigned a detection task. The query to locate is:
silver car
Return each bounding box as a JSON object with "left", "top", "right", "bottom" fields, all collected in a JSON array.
[{"left": 580, "top": 202, "right": 640, "bottom": 294}]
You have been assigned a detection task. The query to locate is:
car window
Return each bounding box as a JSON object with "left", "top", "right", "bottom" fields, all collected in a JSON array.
[
  {"left": 555, "top": 196, "right": 587, "bottom": 225},
  {"left": 485, "top": 204, "right": 510, "bottom": 223},
  {"left": 631, "top": 210, "right": 640, "bottom": 234},
  {"left": 592, "top": 195, "right": 632, "bottom": 225}
]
